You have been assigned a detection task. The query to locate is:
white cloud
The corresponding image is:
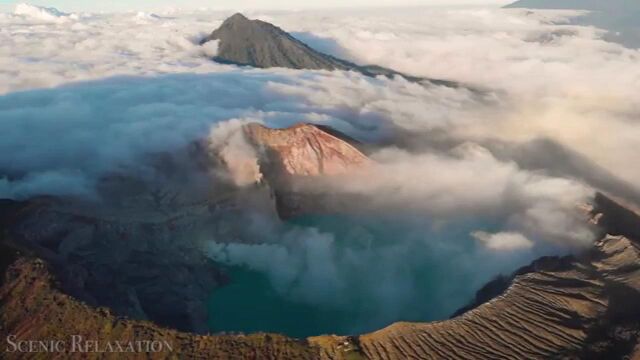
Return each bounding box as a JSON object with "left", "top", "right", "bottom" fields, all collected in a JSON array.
[
  {"left": 201, "top": 39, "right": 220, "bottom": 57},
  {"left": 13, "top": 3, "right": 78, "bottom": 23},
  {"left": 302, "top": 144, "right": 595, "bottom": 248},
  {"left": 0, "top": 170, "right": 93, "bottom": 199},
  {"left": 1, "top": 2, "right": 513, "bottom": 14},
  {"left": 472, "top": 231, "right": 534, "bottom": 251},
  {"left": 271, "top": 8, "right": 640, "bottom": 185},
  {"left": 208, "top": 118, "right": 263, "bottom": 186}
]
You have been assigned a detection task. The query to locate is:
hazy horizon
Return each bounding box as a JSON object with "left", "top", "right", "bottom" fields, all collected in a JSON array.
[{"left": 0, "top": 0, "right": 512, "bottom": 13}]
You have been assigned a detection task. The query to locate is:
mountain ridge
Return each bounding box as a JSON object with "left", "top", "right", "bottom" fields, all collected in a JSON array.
[
  {"left": 505, "top": 0, "right": 636, "bottom": 11},
  {"left": 201, "top": 13, "right": 355, "bottom": 71},
  {"left": 201, "top": 13, "right": 458, "bottom": 87},
  {"left": 505, "top": 0, "right": 640, "bottom": 47}
]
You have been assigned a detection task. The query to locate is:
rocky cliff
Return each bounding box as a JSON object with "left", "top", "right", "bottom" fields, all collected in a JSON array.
[
  {"left": 1, "top": 258, "right": 317, "bottom": 360},
  {"left": 1, "top": 121, "right": 639, "bottom": 359},
  {"left": 243, "top": 123, "right": 369, "bottom": 178},
  {"left": 0, "top": 197, "right": 228, "bottom": 334},
  {"left": 1, "top": 193, "right": 639, "bottom": 359},
  {"left": 241, "top": 123, "right": 370, "bottom": 218}
]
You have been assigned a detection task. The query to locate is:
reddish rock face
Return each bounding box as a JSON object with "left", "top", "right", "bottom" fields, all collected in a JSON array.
[
  {"left": 243, "top": 123, "right": 370, "bottom": 179},
  {"left": 240, "top": 123, "right": 371, "bottom": 218}
]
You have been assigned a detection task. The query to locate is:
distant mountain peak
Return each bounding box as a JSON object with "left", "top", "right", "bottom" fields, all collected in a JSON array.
[
  {"left": 200, "top": 13, "right": 351, "bottom": 70},
  {"left": 227, "top": 12, "right": 248, "bottom": 22},
  {"left": 505, "top": 0, "right": 634, "bottom": 11},
  {"left": 214, "top": 13, "right": 261, "bottom": 33},
  {"left": 219, "top": 12, "right": 255, "bottom": 29},
  {"left": 200, "top": 13, "right": 458, "bottom": 87},
  {"left": 504, "top": 0, "right": 640, "bottom": 48}
]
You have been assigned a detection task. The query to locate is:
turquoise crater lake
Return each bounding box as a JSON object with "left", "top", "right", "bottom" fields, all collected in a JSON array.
[{"left": 207, "top": 215, "right": 534, "bottom": 338}]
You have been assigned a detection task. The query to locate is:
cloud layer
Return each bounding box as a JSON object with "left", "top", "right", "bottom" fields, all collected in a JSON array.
[
  {"left": 277, "top": 8, "right": 640, "bottom": 183},
  {"left": 3, "top": 4, "right": 634, "bottom": 248},
  {"left": 1, "top": 4, "right": 638, "bottom": 331}
]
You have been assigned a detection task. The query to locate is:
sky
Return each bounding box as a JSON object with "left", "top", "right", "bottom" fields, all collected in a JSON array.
[{"left": 0, "top": 0, "right": 511, "bottom": 12}]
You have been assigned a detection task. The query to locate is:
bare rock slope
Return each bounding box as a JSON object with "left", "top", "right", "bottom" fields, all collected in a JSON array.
[
  {"left": 3, "top": 121, "right": 640, "bottom": 359},
  {"left": 243, "top": 122, "right": 370, "bottom": 218},
  {"left": 201, "top": 13, "right": 354, "bottom": 71},
  {"left": 243, "top": 123, "right": 369, "bottom": 178},
  {"left": 1, "top": 193, "right": 639, "bottom": 359}
]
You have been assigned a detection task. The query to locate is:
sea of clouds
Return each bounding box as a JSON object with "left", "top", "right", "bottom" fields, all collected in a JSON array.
[
  {"left": 2, "top": 4, "right": 638, "bottom": 185},
  {"left": 1, "top": 3, "right": 640, "bottom": 330}
]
